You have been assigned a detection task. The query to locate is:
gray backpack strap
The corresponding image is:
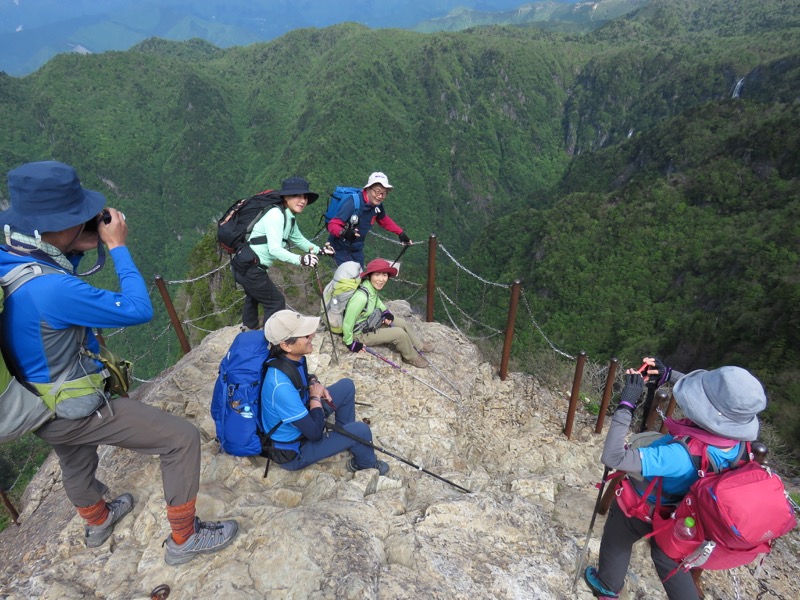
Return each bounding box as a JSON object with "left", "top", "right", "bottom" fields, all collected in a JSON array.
[{"left": 0, "top": 262, "right": 65, "bottom": 297}]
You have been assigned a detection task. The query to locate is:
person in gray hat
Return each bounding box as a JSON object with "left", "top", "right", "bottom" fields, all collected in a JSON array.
[
  {"left": 584, "top": 358, "right": 767, "bottom": 599},
  {"left": 232, "top": 176, "right": 334, "bottom": 331},
  {"left": 0, "top": 160, "right": 238, "bottom": 565}
]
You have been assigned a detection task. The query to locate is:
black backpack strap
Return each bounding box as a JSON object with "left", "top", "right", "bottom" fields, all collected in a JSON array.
[{"left": 265, "top": 356, "right": 307, "bottom": 396}]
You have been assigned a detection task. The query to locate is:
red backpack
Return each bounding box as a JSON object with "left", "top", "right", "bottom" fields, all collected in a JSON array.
[{"left": 647, "top": 439, "right": 796, "bottom": 578}]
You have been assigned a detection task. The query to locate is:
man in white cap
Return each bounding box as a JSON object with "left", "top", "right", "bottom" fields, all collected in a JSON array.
[
  {"left": 326, "top": 171, "right": 411, "bottom": 267},
  {"left": 260, "top": 309, "right": 389, "bottom": 474}
]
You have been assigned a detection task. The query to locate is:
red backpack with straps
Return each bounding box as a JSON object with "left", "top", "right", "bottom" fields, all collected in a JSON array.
[{"left": 647, "top": 438, "right": 796, "bottom": 575}]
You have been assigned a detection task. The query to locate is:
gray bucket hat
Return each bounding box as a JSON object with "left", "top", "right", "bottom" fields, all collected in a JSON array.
[
  {"left": 672, "top": 366, "right": 766, "bottom": 441},
  {"left": 1, "top": 161, "right": 107, "bottom": 234}
]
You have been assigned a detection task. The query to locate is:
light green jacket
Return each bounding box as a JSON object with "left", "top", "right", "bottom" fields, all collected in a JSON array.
[
  {"left": 341, "top": 279, "right": 386, "bottom": 345},
  {"left": 249, "top": 206, "right": 319, "bottom": 267}
]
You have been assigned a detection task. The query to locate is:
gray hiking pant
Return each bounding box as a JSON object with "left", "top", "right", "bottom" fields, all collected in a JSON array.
[
  {"left": 35, "top": 396, "right": 200, "bottom": 508},
  {"left": 356, "top": 317, "right": 420, "bottom": 361},
  {"left": 597, "top": 500, "right": 700, "bottom": 600}
]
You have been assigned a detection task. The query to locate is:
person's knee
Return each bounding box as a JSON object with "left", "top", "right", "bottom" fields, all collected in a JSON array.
[
  {"left": 348, "top": 421, "right": 372, "bottom": 440},
  {"left": 337, "top": 378, "right": 355, "bottom": 396},
  {"left": 169, "top": 417, "right": 201, "bottom": 455}
]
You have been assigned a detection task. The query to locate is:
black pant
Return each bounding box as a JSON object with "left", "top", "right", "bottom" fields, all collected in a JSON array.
[{"left": 232, "top": 260, "right": 285, "bottom": 330}]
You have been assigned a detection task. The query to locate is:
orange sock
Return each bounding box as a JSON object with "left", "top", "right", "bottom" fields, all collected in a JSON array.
[
  {"left": 77, "top": 498, "right": 109, "bottom": 526},
  {"left": 167, "top": 497, "right": 197, "bottom": 545}
]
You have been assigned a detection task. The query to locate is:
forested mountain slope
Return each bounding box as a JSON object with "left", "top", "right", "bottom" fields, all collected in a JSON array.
[{"left": 0, "top": 0, "right": 798, "bottom": 448}]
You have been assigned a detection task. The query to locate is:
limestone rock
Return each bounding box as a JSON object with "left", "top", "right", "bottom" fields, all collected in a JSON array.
[{"left": 1, "top": 315, "right": 797, "bottom": 600}]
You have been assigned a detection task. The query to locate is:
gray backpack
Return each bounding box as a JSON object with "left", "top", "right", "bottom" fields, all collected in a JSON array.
[{"left": 0, "top": 263, "right": 60, "bottom": 443}]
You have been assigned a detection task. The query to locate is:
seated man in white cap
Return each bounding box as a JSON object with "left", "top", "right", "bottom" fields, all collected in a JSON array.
[
  {"left": 260, "top": 309, "right": 389, "bottom": 475},
  {"left": 0, "top": 160, "right": 238, "bottom": 566},
  {"left": 584, "top": 359, "right": 768, "bottom": 600},
  {"left": 326, "top": 172, "right": 411, "bottom": 267}
]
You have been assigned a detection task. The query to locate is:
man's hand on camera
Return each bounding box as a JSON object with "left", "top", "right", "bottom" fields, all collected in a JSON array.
[{"left": 98, "top": 208, "right": 128, "bottom": 250}]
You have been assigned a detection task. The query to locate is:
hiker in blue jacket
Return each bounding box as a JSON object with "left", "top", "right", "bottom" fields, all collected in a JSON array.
[
  {"left": 232, "top": 176, "right": 334, "bottom": 331},
  {"left": 326, "top": 172, "right": 411, "bottom": 267},
  {"left": 0, "top": 161, "right": 238, "bottom": 566},
  {"left": 584, "top": 358, "right": 766, "bottom": 600},
  {"left": 260, "top": 309, "right": 389, "bottom": 475}
]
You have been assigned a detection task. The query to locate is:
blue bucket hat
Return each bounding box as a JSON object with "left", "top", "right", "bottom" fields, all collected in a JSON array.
[
  {"left": 672, "top": 366, "right": 766, "bottom": 441},
  {"left": 1, "top": 161, "right": 107, "bottom": 234}
]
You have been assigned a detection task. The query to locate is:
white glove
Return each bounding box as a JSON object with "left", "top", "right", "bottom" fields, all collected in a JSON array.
[
  {"left": 320, "top": 243, "right": 336, "bottom": 256},
  {"left": 300, "top": 254, "right": 319, "bottom": 268}
]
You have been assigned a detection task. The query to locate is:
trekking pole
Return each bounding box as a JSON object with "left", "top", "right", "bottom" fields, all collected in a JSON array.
[
  {"left": 389, "top": 242, "right": 411, "bottom": 269},
  {"left": 414, "top": 345, "right": 462, "bottom": 397},
  {"left": 363, "top": 346, "right": 460, "bottom": 406},
  {"left": 572, "top": 466, "right": 611, "bottom": 592},
  {"left": 325, "top": 421, "right": 471, "bottom": 493},
  {"left": 313, "top": 266, "right": 339, "bottom": 365}
]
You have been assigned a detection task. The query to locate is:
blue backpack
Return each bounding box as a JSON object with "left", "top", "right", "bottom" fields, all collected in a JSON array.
[
  {"left": 211, "top": 330, "right": 305, "bottom": 457},
  {"left": 323, "top": 186, "right": 362, "bottom": 226}
]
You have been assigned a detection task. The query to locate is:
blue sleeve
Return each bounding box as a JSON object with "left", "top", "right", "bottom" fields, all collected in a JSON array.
[{"left": 40, "top": 246, "right": 153, "bottom": 329}]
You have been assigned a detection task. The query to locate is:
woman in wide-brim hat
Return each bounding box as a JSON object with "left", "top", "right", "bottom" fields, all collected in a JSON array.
[
  {"left": 584, "top": 360, "right": 767, "bottom": 600},
  {"left": 341, "top": 258, "right": 433, "bottom": 368},
  {"left": 231, "top": 176, "right": 333, "bottom": 331}
]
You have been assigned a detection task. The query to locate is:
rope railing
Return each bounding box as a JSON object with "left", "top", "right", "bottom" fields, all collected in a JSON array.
[{"left": 0, "top": 225, "right": 621, "bottom": 517}]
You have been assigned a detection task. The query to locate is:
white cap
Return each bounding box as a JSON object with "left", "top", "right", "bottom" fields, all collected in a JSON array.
[
  {"left": 364, "top": 172, "right": 393, "bottom": 189},
  {"left": 264, "top": 310, "right": 320, "bottom": 345}
]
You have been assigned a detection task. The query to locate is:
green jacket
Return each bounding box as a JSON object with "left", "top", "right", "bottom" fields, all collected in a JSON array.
[
  {"left": 342, "top": 279, "right": 386, "bottom": 345},
  {"left": 249, "top": 205, "right": 319, "bottom": 267}
]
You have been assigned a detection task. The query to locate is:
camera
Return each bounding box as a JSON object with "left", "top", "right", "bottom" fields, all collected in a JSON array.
[{"left": 83, "top": 209, "right": 112, "bottom": 232}]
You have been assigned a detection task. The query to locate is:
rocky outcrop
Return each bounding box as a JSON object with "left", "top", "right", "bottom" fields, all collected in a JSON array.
[{"left": 0, "top": 303, "right": 797, "bottom": 599}]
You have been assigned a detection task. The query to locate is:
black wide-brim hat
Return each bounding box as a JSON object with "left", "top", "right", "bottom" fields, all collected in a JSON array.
[
  {"left": 278, "top": 176, "right": 319, "bottom": 204},
  {"left": 1, "top": 161, "right": 107, "bottom": 234}
]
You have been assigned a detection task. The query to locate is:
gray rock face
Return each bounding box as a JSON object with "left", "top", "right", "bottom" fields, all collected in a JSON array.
[{"left": 1, "top": 306, "right": 797, "bottom": 599}]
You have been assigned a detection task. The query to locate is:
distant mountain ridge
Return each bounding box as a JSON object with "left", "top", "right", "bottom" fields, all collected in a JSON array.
[
  {"left": 1, "top": 0, "right": 573, "bottom": 76},
  {"left": 413, "top": 0, "right": 649, "bottom": 33}
]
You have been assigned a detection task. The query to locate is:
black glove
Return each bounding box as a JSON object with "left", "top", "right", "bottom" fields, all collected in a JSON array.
[
  {"left": 398, "top": 232, "right": 411, "bottom": 244},
  {"left": 343, "top": 228, "right": 358, "bottom": 242},
  {"left": 382, "top": 310, "right": 394, "bottom": 324},
  {"left": 647, "top": 357, "right": 672, "bottom": 387},
  {"left": 616, "top": 373, "right": 645, "bottom": 414},
  {"left": 348, "top": 341, "right": 363, "bottom": 353}
]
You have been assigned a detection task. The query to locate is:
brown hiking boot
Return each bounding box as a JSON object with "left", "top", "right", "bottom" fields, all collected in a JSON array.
[
  {"left": 405, "top": 355, "right": 428, "bottom": 369},
  {"left": 420, "top": 341, "right": 435, "bottom": 353}
]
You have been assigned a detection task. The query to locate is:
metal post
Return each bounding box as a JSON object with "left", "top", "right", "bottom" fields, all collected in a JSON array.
[
  {"left": 0, "top": 490, "right": 20, "bottom": 526},
  {"left": 154, "top": 275, "right": 192, "bottom": 355},
  {"left": 426, "top": 234, "right": 437, "bottom": 323},
  {"left": 564, "top": 351, "right": 586, "bottom": 439},
  {"left": 499, "top": 280, "right": 522, "bottom": 381},
  {"left": 594, "top": 358, "right": 619, "bottom": 433},
  {"left": 644, "top": 389, "right": 670, "bottom": 432},
  {"left": 660, "top": 393, "right": 678, "bottom": 434}
]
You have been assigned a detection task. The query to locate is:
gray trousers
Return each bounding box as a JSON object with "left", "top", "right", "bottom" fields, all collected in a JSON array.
[
  {"left": 35, "top": 396, "right": 200, "bottom": 508},
  {"left": 597, "top": 500, "right": 700, "bottom": 599},
  {"left": 356, "top": 317, "right": 420, "bottom": 361}
]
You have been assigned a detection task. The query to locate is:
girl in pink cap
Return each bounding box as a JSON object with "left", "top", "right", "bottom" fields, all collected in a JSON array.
[{"left": 341, "top": 258, "right": 432, "bottom": 368}]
